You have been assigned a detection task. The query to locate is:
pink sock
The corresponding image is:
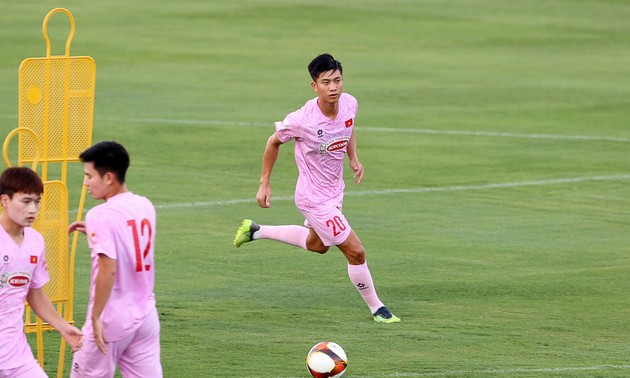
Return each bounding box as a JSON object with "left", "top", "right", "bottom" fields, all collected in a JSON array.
[
  {"left": 347, "top": 262, "right": 384, "bottom": 313},
  {"left": 255, "top": 225, "right": 309, "bottom": 250}
]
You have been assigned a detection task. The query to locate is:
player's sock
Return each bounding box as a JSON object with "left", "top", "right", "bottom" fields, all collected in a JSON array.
[
  {"left": 256, "top": 225, "right": 309, "bottom": 250},
  {"left": 347, "top": 261, "right": 384, "bottom": 313}
]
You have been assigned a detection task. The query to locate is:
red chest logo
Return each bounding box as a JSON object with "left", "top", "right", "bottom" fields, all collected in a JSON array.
[
  {"left": 9, "top": 275, "right": 30, "bottom": 287},
  {"left": 327, "top": 138, "right": 350, "bottom": 152},
  {"left": 345, "top": 119, "right": 353, "bottom": 128}
]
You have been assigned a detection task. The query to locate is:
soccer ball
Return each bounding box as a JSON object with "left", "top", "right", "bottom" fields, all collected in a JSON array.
[{"left": 306, "top": 341, "right": 348, "bottom": 378}]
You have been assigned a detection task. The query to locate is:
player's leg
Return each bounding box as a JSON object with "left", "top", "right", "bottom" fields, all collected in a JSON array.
[
  {"left": 233, "top": 219, "right": 311, "bottom": 249},
  {"left": 337, "top": 230, "right": 401, "bottom": 323},
  {"left": 70, "top": 338, "right": 119, "bottom": 378},
  {"left": 1, "top": 359, "right": 48, "bottom": 378},
  {"left": 336, "top": 230, "right": 365, "bottom": 264},
  {"left": 337, "top": 231, "right": 383, "bottom": 311},
  {"left": 299, "top": 207, "right": 398, "bottom": 321},
  {"left": 118, "top": 308, "right": 162, "bottom": 378},
  {"left": 233, "top": 218, "right": 331, "bottom": 254}
]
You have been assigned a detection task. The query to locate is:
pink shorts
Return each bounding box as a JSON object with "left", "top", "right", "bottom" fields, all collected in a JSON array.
[
  {"left": 0, "top": 360, "right": 47, "bottom": 378},
  {"left": 301, "top": 206, "right": 352, "bottom": 247},
  {"left": 71, "top": 308, "right": 162, "bottom": 378}
]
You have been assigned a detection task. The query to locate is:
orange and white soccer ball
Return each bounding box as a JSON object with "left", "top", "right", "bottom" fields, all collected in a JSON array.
[{"left": 306, "top": 341, "right": 348, "bottom": 378}]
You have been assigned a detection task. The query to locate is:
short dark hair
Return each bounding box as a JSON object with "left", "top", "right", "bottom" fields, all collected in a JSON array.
[
  {"left": 0, "top": 167, "right": 44, "bottom": 198},
  {"left": 308, "top": 53, "right": 343, "bottom": 81},
  {"left": 79, "top": 141, "right": 130, "bottom": 184}
]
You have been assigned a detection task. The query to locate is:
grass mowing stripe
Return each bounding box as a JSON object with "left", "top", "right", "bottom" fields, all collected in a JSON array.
[
  {"left": 152, "top": 174, "right": 630, "bottom": 210},
  {"left": 386, "top": 364, "right": 630, "bottom": 377},
  {"left": 363, "top": 127, "right": 630, "bottom": 143}
]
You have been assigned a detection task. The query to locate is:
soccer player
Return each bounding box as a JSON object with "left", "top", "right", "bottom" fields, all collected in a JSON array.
[
  {"left": 0, "top": 167, "right": 83, "bottom": 378},
  {"left": 234, "top": 53, "right": 400, "bottom": 323},
  {"left": 69, "top": 141, "right": 162, "bottom": 378}
]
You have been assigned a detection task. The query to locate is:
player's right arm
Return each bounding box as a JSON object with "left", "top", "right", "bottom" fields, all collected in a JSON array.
[
  {"left": 256, "top": 132, "right": 283, "bottom": 208},
  {"left": 91, "top": 254, "right": 117, "bottom": 354},
  {"left": 26, "top": 288, "right": 84, "bottom": 352}
]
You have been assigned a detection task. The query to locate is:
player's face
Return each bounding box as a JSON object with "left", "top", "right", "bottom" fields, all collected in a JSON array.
[
  {"left": 311, "top": 69, "right": 343, "bottom": 104},
  {"left": 83, "top": 162, "right": 110, "bottom": 200},
  {"left": 0, "top": 192, "right": 42, "bottom": 228}
]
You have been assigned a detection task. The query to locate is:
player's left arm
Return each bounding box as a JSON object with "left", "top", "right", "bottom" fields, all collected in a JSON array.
[
  {"left": 92, "top": 254, "right": 117, "bottom": 354},
  {"left": 347, "top": 128, "right": 364, "bottom": 184},
  {"left": 26, "top": 288, "right": 83, "bottom": 351}
]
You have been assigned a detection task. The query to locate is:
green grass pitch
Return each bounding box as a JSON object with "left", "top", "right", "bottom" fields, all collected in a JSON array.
[{"left": 2, "top": 0, "right": 630, "bottom": 376}]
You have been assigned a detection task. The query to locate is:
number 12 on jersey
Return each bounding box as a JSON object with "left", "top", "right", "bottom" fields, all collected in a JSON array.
[{"left": 127, "top": 219, "right": 153, "bottom": 272}]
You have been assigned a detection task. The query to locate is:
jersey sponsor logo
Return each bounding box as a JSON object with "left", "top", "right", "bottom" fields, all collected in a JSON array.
[
  {"left": 326, "top": 138, "right": 350, "bottom": 152},
  {"left": 345, "top": 118, "right": 353, "bottom": 128},
  {"left": 8, "top": 273, "right": 30, "bottom": 287},
  {"left": 319, "top": 137, "right": 350, "bottom": 154}
]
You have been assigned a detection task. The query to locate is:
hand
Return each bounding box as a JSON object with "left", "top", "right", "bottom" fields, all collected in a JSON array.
[
  {"left": 60, "top": 324, "right": 83, "bottom": 353},
  {"left": 69, "top": 221, "right": 86, "bottom": 234},
  {"left": 350, "top": 159, "right": 364, "bottom": 184},
  {"left": 93, "top": 318, "right": 107, "bottom": 354},
  {"left": 256, "top": 184, "right": 272, "bottom": 208}
]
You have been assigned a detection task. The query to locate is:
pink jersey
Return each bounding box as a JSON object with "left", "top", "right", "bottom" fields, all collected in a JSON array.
[
  {"left": 84, "top": 191, "right": 157, "bottom": 342},
  {"left": 0, "top": 226, "right": 49, "bottom": 369},
  {"left": 276, "top": 93, "right": 358, "bottom": 210}
]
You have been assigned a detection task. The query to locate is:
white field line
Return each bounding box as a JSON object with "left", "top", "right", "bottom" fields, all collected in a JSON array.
[
  {"left": 383, "top": 364, "right": 630, "bottom": 377},
  {"left": 153, "top": 174, "right": 630, "bottom": 210},
  {"left": 3, "top": 114, "right": 630, "bottom": 143},
  {"left": 110, "top": 116, "right": 630, "bottom": 143}
]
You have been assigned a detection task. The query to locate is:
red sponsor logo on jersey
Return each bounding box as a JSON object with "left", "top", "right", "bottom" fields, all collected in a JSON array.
[
  {"left": 345, "top": 118, "right": 353, "bottom": 128},
  {"left": 327, "top": 138, "right": 350, "bottom": 152},
  {"left": 30, "top": 255, "right": 38, "bottom": 264},
  {"left": 9, "top": 275, "right": 30, "bottom": 287}
]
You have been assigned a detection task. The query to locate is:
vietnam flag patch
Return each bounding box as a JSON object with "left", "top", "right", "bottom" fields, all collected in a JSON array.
[
  {"left": 30, "top": 255, "right": 38, "bottom": 264},
  {"left": 345, "top": 118, "right": 353, "bottom": 128}
]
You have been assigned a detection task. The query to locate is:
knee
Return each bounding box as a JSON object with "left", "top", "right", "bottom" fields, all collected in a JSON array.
[{"left": 344, "top": 245, "right": 365, "bottom": 264}]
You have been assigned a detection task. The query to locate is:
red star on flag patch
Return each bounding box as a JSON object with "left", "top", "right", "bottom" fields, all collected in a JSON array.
[
  {"left": 30, "top": 255, "right": 38, "bottom": 264},
  {"left": 345, "top": 118, "right": 353, "bottom": 128}
]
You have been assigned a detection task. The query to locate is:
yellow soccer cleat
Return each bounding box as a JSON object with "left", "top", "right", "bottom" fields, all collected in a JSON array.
[
  {"left": 233, "top": 219, "right": 260, "bottom": 247},
  {"left": 373, "top": 306, "right": 401, "bottom": 323}
]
